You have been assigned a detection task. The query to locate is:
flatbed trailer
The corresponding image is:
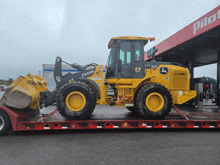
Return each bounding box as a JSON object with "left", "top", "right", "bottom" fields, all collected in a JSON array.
[{"left": 0, "top": 105, "right": 220, "bottom": 135}]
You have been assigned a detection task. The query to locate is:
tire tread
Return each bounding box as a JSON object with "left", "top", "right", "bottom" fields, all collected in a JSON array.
[
  {"left": 56, "top": 81, "right": 96, "bottom": 120},
  {"left": 134, "top": 83, "right": 172, "bottom": 119}
]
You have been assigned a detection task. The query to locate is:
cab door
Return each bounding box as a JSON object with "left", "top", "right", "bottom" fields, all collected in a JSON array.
[
  {"left": 116, "top": 41, "right": 132, "bottom": 78},
  {"left": 132, "top": 41, "right": 145, "bottom": 79}
]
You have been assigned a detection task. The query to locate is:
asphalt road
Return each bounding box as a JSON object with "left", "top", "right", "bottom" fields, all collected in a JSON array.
[
  {"left": 0, "top": 127, "right": 220, "bottom": 165},
  {"left": 0, "top": 91, "right": 220, "bottom": 165}
]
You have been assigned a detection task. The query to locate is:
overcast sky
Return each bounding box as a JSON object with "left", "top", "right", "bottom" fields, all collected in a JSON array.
[{"left": 0, "top": 0, "right": 219, "bottom": 80}]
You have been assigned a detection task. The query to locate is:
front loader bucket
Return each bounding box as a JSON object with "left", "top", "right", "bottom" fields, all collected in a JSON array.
[{"left": 0, "top": 74, "right": 49, "bottom": 110}]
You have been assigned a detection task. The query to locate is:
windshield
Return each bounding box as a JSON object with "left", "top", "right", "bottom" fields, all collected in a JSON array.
[
  {"left": 106, "top": 43, "right": 116, "bottom": 77},
  {"left": 107, "top": 43, "right": 115, "bottom": 68},
  {"left": 107, "top": 50, "right": 112, "bottom": 68}
]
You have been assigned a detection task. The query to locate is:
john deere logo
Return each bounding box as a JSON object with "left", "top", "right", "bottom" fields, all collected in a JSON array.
[{"left": 160, "top": 67, "right": 168, "bottom": 74}]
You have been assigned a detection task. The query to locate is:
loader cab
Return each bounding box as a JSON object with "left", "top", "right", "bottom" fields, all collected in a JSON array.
[{"left": 106, "top": 37, "right": 152, "bottom": 79}]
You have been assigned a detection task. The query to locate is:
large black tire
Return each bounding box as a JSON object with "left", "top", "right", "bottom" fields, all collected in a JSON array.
[
  {"left": 56, "top": 82, "right": 96, "bottom": 120},
  {"left": 135, "top": 83, "right": 172, "bottom": 120},
  {"left": 0, "top": 110, "right": 12, "bottom": 136},
  {"left": 126, "top": 107, "right": 137, "bottom": 113}
]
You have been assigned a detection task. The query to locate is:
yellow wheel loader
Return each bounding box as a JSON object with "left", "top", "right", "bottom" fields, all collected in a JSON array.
[{"left": 0, "top": 36, "right": 196, "bottom": 120}]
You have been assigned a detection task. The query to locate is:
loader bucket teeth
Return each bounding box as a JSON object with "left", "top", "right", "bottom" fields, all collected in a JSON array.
[{"left": 0, "top": 74, "right": 49, "bottom": 110}]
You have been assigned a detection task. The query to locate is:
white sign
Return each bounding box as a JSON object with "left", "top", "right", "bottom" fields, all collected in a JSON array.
[{"left": 92, "top": 78, "right": 101, "bottom": 80}]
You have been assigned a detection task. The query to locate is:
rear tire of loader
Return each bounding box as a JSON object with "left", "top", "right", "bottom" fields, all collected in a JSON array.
[
  {"left": 56, "top": 82, "right": 96, "bottom": 120},
  {"left": 135, "top": 83, "right": 172, "bottom": 120},
  {"left": 0, "top": 110, "right": 12, "bottom": 136}
]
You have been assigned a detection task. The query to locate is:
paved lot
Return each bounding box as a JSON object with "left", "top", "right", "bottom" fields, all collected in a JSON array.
[
  {"left": 0, "top": 127, "right": 220, "bottom": 165},
  {"left": 0, "top": 91, "right": 220, "bottom": 165}
]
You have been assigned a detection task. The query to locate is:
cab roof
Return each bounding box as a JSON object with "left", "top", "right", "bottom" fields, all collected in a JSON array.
[{"left": 108, "top": 36, "right": 155, "bottom": 48}]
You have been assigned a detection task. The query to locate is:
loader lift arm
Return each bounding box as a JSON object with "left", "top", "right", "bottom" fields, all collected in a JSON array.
[{"left": 41, "top": 56, "right": 99, "bottom": 107}]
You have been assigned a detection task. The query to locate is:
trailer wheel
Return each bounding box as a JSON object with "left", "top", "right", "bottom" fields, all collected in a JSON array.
[
  {"left": 135, "top": 83, "right": 172, "bottom": 119},
  {"left": 0, "top": 110, "right": 11, "bottom": 136},
  {"left": 56, "top": 82, "right": 96, "bottom": 120}
]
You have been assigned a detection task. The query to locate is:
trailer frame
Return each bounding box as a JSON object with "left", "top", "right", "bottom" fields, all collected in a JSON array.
[{"left": 1, "top": 105, "right": 220, "bottom": 135}]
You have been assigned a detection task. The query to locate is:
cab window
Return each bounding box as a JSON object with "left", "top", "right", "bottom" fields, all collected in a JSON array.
[
  {"left": 119, "top": 42, "right": 131, "bottom": 64},
  {"left": 134, "top": 42, "right": 141, "bottom": 61},
  {"left": 127, "top": 52, "right": 131, "bottom": 64}
]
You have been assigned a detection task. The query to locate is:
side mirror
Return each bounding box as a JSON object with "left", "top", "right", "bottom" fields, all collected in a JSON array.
[{"left": 117, "top": 59, "right": 122, "bottom": 72}]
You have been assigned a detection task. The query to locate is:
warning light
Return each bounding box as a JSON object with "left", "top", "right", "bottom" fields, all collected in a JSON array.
[
  {"left": 72, "top": 125, "right": 75, "bottom": 128},
  {"left": 150, "top": 37, "right": 155, "bottom": 42},
  {"left": 123, "top": 123, "right": 128, "bottom": 127}
]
